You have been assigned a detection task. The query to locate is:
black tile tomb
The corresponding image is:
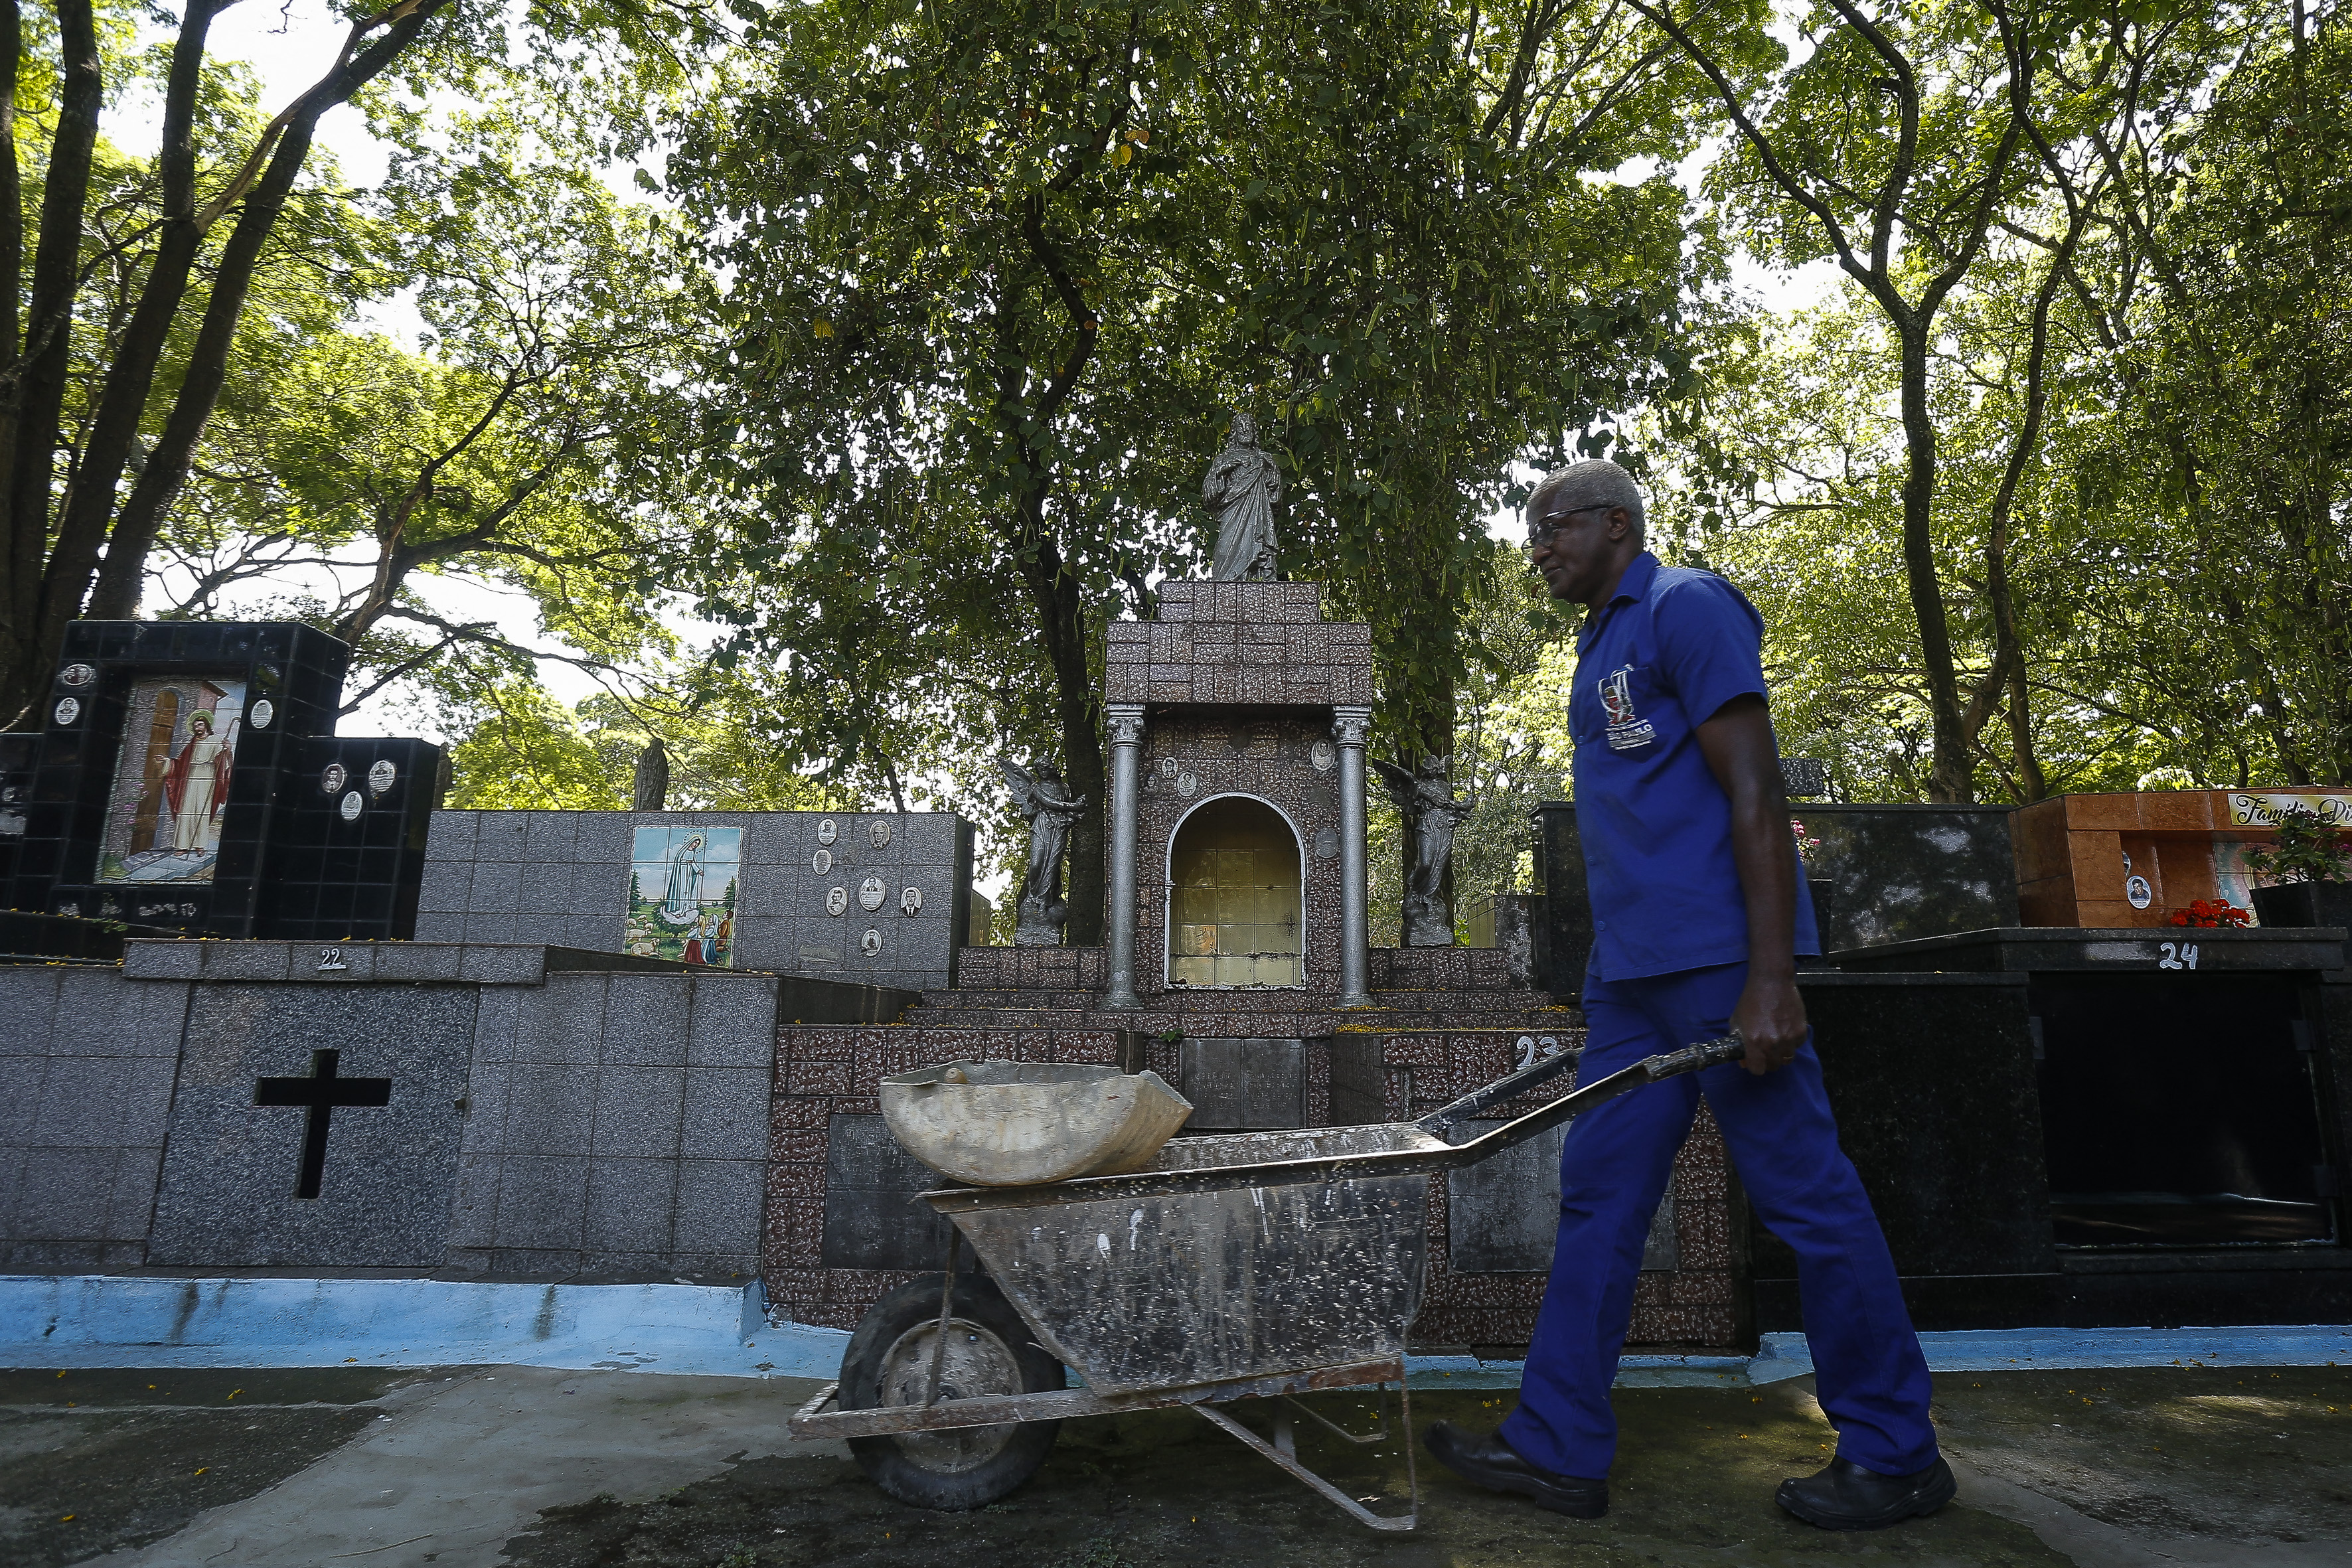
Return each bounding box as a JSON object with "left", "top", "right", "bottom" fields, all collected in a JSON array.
[
  {"left": 1831, "top": 925, "right": 2352, "bottom": 1328},
  {"left": 1, "top": 619, "right": 442, "bottom": 942},
  {"left": 1529, "top": 801, "right": 2019, "bottom": 994}
]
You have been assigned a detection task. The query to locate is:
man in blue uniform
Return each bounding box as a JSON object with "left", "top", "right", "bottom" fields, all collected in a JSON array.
[{"left": 1424, "top": 459, "right": 1953, "bottom": 1531}]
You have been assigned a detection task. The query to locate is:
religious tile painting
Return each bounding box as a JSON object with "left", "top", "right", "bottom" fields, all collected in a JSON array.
[
  {"left": 626, "top": 826, "right": 741, "bottom": 966},
  {"left": 96, "top": 675, "right": 250, "bottom": 885}
]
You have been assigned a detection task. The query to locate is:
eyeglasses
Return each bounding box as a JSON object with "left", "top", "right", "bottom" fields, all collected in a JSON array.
[{"left": 1518, "top": 503, "right": 1614, "bottom": 555}]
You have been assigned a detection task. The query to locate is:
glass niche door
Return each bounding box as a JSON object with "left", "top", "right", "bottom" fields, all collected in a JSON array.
[{"left": 1167, "top": 796, "right": 1303, "bottom": 987}]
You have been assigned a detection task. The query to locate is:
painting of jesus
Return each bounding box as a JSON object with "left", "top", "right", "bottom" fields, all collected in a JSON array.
[{"left": 97, "top": 676, "right": 246, "bottom": 884}]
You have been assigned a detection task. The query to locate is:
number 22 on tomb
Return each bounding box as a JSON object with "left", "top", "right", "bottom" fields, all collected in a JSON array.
[{"left": 625, "top": 826, "right": 742, "bottom": 967}]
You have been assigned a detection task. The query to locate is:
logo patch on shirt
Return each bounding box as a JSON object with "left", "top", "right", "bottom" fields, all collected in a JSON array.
[{"left": 1599, "top": 667, "right": 1657, "bottom": 752}]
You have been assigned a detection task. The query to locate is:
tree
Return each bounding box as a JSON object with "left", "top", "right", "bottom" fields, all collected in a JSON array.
[
  {"left": 670, "top": 0, "right": 1232, "bottom": 941},
  {"left": 0, "top": 0, "right": 723, "bottom": 726},
  {"left": 1650, "top": 5, "right": 2352, "bottom": 801},
  {"left": 1624, "top": 0, "right": 2062, "bottom": 801},
  {"left": 674, "top": 0, "right": 1713, "bottom": 939},
  {"left": 149, "top": 145, "right": 708, "bottom": 725},
  {"left": 2055, "top": 9, "right": 2352, "bottom": 783},
  {"left": 1190, "top": 0, "right": 1707, "bottom": 777}
]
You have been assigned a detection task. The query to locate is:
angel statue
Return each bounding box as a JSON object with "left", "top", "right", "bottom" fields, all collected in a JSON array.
[
  {"left": 1204, "top": 412, "right": 1283, "bottom": 580},
  {"left": 998, "top": 756, "right": 1089, "bottom": 947},
  {"left": 1371, "top": 755, "right": 1476, "bottom": 947}
]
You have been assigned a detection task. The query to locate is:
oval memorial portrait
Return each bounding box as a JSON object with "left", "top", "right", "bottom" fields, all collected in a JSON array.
[{"left": 1166, "top": 795, "right": 1302, "bottom": 988}]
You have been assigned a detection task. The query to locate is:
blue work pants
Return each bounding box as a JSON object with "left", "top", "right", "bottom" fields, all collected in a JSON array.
[{"left": 1498, "top": 960, "right": 1937, "bottom": 1480}]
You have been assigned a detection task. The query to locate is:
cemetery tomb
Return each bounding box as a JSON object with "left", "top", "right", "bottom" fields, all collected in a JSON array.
[
  {"left": 1535, "top": 778, "right": 2352, "bottom": 1332},
  {"left": 1, "top": 595, "right": 1768, "bottom": 1356},
  {"left": 412, "top": 807, "right": 975, "bottom": 990},
  {"left": 1529, "top": 799, "right": 2019, "bottom": 993},
  {"left": 1832, "top": 925, "right": 2352, "bottom": 1327},
  {"left": 2035, "top": 972, "right": 2330, "bottom": 1246},
  {"left": 0, "top": 619, "right": 441, "bottom": 943},
  {"left": 2011, "top": 787, "right": 2352, "bottom": 929},
  {"left": 0, "top": 937, "right": 916, "bottom": 1277}
]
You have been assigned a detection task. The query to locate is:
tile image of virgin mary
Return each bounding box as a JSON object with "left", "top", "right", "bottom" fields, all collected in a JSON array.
[
  {"left": 157, "top": 709, "right": 234, "bottom": 857},
  {"left": 659, "top": 832, "right": 709, "bottom": 923}
]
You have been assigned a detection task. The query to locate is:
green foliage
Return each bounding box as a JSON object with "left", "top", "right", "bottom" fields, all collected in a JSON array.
[
  {"left": 1180, "top": 0, "right": 1710, "bottom": 758},
  {"left": 0, "top": 0, "right": 730, "bottom": 717},
  {"left": 25, "top": 0, "right": 2344, "bottom": 846},
  {"left": 576, "top": 692, "right": 848, "bottom": 813},
  {"left": 156, "top": 110, "right": 712, "bottom": 702},
  {"left": 2244, "top": 808, "right": 2352, "bottom": 888},
  {"left": 662, "top": 0, "right": 1715, "bottom": 925},
  {"left": 1644, "top": 5, "right": 2352, "bottom": 801},
  {"left": 445, "top": 681, "right": 623, "bottom": 809}
]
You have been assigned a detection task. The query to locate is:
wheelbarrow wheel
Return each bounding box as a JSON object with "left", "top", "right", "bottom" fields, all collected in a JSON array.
[{"left": 839, "top": 1269, "right": 1066, "bottom": 1510}]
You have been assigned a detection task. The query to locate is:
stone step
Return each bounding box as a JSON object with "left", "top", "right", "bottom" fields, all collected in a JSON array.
[
  {"left": 917, "top": 986, "right": 1555, "bottom": 1012},
  {"left": 954, "top": 945, "right": 1535, "bottom": 995},
  {"left": 895, "top": 1004, "right": 1577, "bottom": 1034}
]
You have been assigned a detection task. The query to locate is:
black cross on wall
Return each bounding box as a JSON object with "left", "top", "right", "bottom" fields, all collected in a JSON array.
[{"left": 254, "top": 1049, "right": 392, "bottom": 1200}]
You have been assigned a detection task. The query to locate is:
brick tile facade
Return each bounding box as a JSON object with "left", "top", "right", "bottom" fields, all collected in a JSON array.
[
  {"left": 768, "top": 1010, "right": 1739, "bottom": 1350},
  {"left": 767, "top": 578, "right": 1739, "bottom": 1355}
]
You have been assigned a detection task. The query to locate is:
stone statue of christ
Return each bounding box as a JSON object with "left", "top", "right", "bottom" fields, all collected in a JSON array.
[{"left": 1204, "top": 412, "right": 1283, "bottom": 581}]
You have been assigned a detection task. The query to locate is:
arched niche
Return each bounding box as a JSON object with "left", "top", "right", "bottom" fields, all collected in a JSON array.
[{"left": 1166, "top": 794, "right": 1304, "bottom": 988}]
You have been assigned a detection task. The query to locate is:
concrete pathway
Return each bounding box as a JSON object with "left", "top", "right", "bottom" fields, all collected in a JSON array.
[
  {"left": 3, "top": 1363, "right": 2345, "bottom": 1567},
  {"left": 2, "top": 1365, "right": 838, "bottom": 1568}
]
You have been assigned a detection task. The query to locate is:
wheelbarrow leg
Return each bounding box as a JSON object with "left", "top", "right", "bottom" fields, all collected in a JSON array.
[
  {"left": 1193, "top": 1383, "right": 1418, "bottom": 1531},
  {"left": 1280, "top": 1391, "right": 1390, "bottom": 1445},
  {"left": 1401, "top": 1375, "right": 1418, "bottom": 1519}
]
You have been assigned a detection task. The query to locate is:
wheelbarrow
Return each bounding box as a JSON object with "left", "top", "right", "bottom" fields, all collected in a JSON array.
[{"left": 788, "top": 1033, "right": 1747, "bottom": 1529}]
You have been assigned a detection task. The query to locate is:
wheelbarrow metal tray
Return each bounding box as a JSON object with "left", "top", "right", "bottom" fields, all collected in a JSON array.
[
  {"left": 919, "top": 1039, "right": 1747, "bottom": 1399},
  {"left": 935, "top": 1122, "right": 1439, "bottom": 1395}
]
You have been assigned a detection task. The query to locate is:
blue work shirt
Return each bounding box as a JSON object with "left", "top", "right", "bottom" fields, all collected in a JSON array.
[{"left": 1570, "top": 551, "right": 1820, "bottom": 980}]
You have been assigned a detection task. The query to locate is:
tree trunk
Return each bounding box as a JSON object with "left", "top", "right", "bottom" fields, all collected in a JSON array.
[
  {"left": 1394, "top": 669, "right": 1458, "bottom": 943},
  {"left": 0, "top": 0, "right": 101, "bottom": 718},
  {"left": 1978, "top": 237, "right": 2075, "bottom": 805},
  {"left": 58, "top": 0, "right": 449, "bottom": 674},
  {"left": 1895, "top": 318, "right": 1970, "bottom": 802},
  {"left": 41, "top": 0, "right": 224, "bottom": 636},
  {"left": 2005, "top": 661, "right": 2045, "bottom": 802},
  {"left": 1014, "top": 519, "right": 1105, "bottom": 947},
  {"left": 0, "top": 0, "right": 23, "bottom": 691}
]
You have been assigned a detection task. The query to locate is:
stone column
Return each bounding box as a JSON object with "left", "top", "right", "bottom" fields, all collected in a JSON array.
[
  {"left": 1103, "top": 702, "right": 1146, "bottom": 1010},
  {"left": 1333, "top": 704, "right": 1373, "bottom": 1008}
]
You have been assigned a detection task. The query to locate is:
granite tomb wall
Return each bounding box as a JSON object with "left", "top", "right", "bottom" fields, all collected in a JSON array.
[{"left": 414, "top": 809, "right": 973, "bottom": 990}]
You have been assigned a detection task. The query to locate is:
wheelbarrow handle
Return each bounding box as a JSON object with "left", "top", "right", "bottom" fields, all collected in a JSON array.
[
  {"left": 1432, "top": 1032, "right": 1747, "bottom": 1168},
  {"left": 1415, "top": 1038, "right": 1584, "bottom": 1138}
]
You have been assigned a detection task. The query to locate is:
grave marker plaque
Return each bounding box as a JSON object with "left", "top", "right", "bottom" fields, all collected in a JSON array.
[
  {"left": 147, "top": 983, "right": 473, "bottom": 1267},
  {"left": 820, "top": 1113, "right": 955, "bottom": 1269}
]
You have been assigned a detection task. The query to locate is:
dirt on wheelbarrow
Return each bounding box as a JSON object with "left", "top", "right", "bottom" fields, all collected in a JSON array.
[{"left": 493, "top": 1375, "right": 2154, "bottom": 1568}]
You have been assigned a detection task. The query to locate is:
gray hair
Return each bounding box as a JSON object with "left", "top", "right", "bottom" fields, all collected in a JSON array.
[{"left": 1526, "top": 458, "right": 1644, "bottom": 536}]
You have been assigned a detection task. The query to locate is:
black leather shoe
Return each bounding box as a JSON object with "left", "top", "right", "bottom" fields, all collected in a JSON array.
[
  {"left": 1423, "top": 1422, "right": 1608, "bottom": 1518},
  {"left": 1776, "top": 1454, "right": 1957, "bottom": 1529}
]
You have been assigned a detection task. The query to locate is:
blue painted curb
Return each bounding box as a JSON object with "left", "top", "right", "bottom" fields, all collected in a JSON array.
[
  {"left": 6, "top": 1278, "right": 2347, "bottom": 1389},
  {"left": 0, "top": 1275, "right": 849, "bottom": 1379},
  {"left": 1744, "top": 1324, "right": 2352, "bottom": 1383}
]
